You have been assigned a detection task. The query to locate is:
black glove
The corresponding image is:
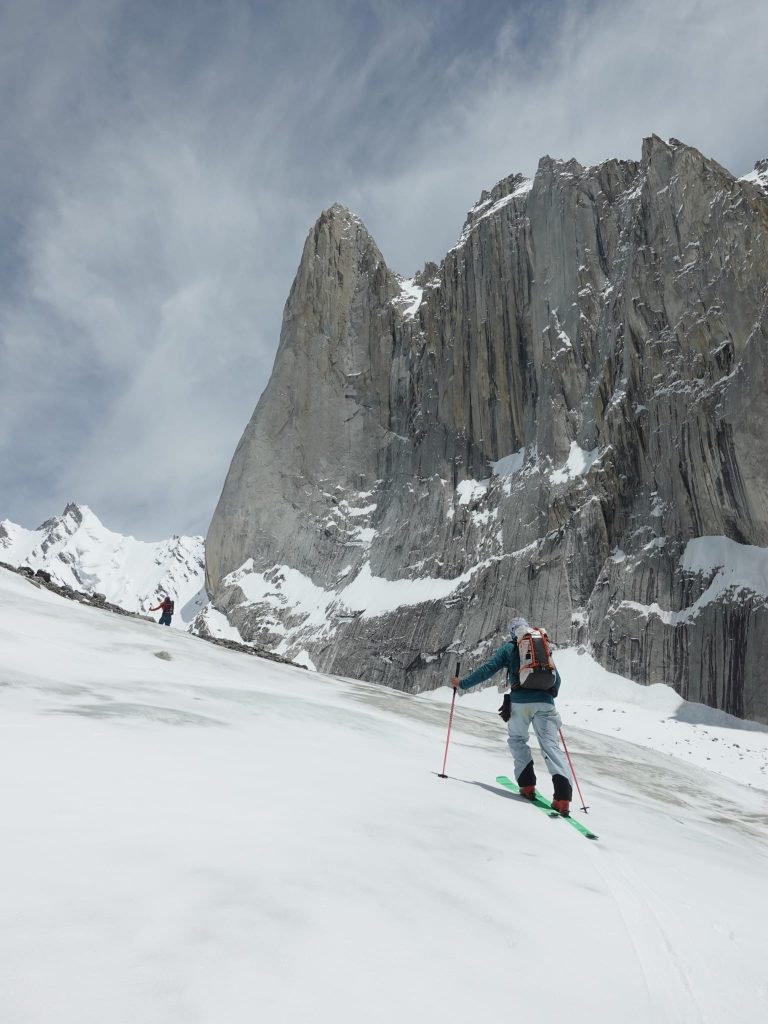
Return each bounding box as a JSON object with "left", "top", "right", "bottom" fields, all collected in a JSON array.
[{"left": 498, "top": 693, "right": 511, "bottom": 722}]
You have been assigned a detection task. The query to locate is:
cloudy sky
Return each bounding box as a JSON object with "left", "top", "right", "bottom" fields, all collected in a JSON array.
[{"left": 1, "top": 0, "right": 766, "bottom": 540}]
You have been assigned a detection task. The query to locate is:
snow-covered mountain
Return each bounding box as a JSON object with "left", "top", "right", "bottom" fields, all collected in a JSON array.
[
  {"left": 0, "top": 502, "right": 206, "bottom": 625},
  {"left": 2, "top": 564, "right": 768, "bottom": 1022},
  {"left": 740, "top": 157, "right": 768, "bottom": 191}
]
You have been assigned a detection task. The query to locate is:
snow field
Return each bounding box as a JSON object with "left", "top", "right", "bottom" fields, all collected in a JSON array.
[{"left": 1, "top": 567, "right": 768, "bottom": 1023}]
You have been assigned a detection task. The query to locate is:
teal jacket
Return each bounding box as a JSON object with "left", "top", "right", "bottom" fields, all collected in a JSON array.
[{"left": 460, "top": 642, "right": 561, "bottom": 704}]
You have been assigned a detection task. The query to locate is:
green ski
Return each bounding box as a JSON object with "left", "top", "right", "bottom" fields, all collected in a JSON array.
[{"left": 496, "top": 775, "right": 598, "bottom": 841}]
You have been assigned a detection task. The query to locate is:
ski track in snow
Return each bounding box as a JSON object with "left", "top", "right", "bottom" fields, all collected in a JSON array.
[
  {"left": 2, "top": 565, "right": 768, "bottom": 1023},
  {"left": 589, "top": 854, "right": 704, "bottom": 1023}
]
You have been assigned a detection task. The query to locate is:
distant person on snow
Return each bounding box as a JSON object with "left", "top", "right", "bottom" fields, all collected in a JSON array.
[
  {"left": 149, "top": 596, "right": 174, "bottom": 626},
  {"left": 451, "top": 617, "right": 574, "bottom": 816}
]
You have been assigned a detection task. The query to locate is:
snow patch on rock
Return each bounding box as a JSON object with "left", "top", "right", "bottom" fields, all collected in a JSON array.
[
  {"left": 491, "top": 449, "right": 525, "bottom": 477},
  {"left": 550, "top": 442, "right": 601, "bottom": 484},
  {"left": 618, "top": 536, "right": 768, "bottom": 626},
  {"left": 455, "top": 479, "right": 489, "bottom": 505},
  {"left": 393, "top": 277, "right": 423, "bottom": 319}
]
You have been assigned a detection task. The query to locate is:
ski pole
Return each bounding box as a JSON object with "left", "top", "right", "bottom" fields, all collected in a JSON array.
[
  {"left": 438, "top": 661, "right": 461, "bottom": 778},
  {"left": 559, "top": 727, "right": 589, "bottom": 812}
]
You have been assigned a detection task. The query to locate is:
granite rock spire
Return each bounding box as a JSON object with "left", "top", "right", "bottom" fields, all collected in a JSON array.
[{"left": 204, "top": 136, "right": 768, "bottom": 722}]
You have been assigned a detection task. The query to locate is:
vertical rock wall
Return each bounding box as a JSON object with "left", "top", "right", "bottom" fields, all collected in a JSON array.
[{"left": 204, "top": 136, "right": 768, "bottom": 722}]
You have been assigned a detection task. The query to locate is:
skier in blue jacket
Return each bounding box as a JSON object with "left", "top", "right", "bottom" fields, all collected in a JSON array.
[{"left": 451, "top": 617, "right": 573, "bottom": 815}]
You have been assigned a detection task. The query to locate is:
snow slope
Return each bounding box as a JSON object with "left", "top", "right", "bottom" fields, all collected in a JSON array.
[
  {"left": 0, "top": 503, "right": 206, "bottom": 625},
  {"left": 1, "top": 565, "right": 768, "bottom": 1024}
]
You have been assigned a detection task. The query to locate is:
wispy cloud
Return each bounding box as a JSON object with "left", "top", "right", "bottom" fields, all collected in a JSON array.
[{"left": 1, "top": 0, "right": 766, "bottom": 538}]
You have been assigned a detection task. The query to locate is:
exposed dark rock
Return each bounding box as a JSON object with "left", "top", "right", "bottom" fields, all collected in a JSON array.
[{"left": 190, "top": 632, "right": 304, "bottom": 668}]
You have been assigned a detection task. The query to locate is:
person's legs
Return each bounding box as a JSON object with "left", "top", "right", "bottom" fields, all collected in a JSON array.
[
  {"left": 531, "top": 705, "right": 573, "bottom": 801},
  {"left": 159, "top": 613, "right": 172, "bottom": 626},
  {"left": 506, "top": 704, "right": 537, "bottom": 785}
]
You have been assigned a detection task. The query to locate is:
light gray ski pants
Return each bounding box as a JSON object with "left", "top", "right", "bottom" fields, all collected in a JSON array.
[{"left": 507, "top": 702, "right": 572, "bottom": 782}]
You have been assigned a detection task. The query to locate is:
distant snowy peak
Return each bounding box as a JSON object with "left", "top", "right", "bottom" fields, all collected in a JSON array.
[
  {"left": 740, "top": 158, "right": 768, "bottom": 192},
  {"left": 0, "top": 503, "right": 206, "bottom": 626}
]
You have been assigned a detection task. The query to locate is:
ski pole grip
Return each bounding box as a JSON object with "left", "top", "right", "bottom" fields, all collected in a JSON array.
[{"left": 455, "top": 661, "right": 461, "bottom": 679}]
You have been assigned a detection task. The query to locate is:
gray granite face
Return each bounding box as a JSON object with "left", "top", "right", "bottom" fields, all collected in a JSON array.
[{"left": 204, "top": 136, "right": 768, "bottom": 723}]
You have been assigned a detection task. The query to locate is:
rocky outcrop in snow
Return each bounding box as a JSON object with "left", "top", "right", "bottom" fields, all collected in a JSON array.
[{"left": 205, "top": 136, "right": 768, "bottom": 722}]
